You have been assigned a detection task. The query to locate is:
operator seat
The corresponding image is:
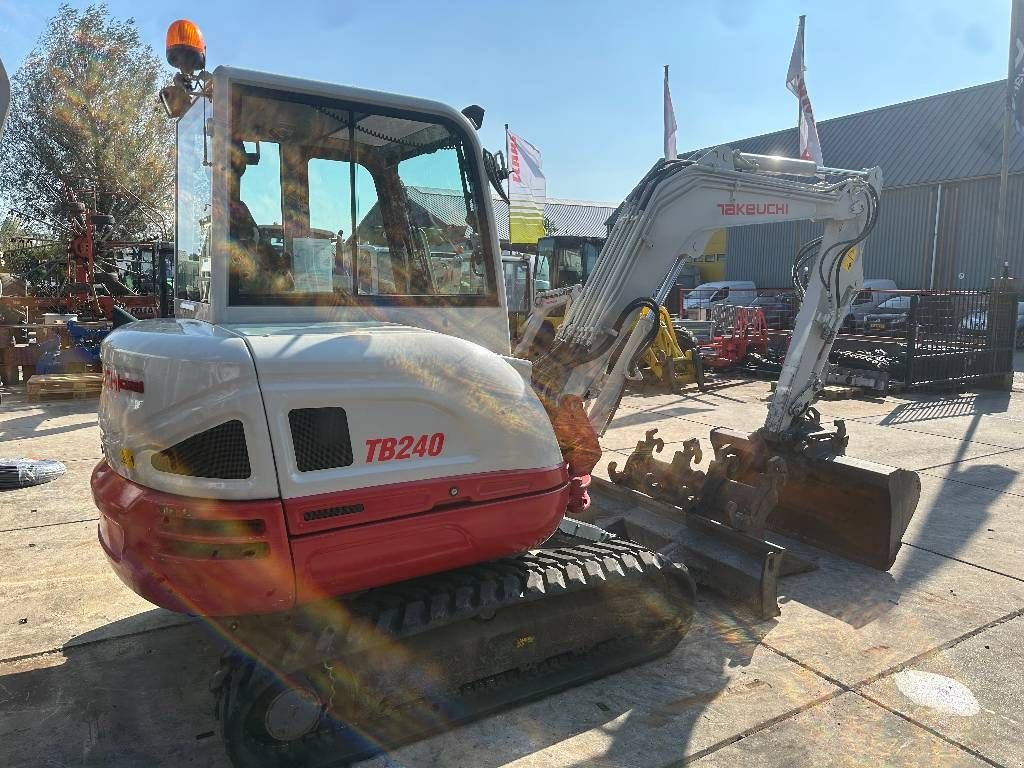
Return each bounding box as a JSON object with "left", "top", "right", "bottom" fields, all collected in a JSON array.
[{"left": 227, "top": 140, "right": 265, "bottom": 297}]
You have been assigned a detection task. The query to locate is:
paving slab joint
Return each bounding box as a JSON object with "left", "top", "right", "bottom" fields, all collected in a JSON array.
[
  {"left": 900, "top": 542, "right": 1024, "bottom": 584},
  {"left": 855, "top": 689, "right": 1009, "bottom": 768}
]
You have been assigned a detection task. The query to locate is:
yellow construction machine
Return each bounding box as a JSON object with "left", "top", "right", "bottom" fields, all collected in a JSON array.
[{"left": 510, "top": 236, "right": 701, "bottom": 390}]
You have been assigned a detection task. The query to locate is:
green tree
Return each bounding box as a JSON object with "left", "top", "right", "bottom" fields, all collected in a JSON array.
[
  {"left": 0, "top": 214, "right": 29, "bottom": 254},
  {"left": 0, "top": 3, "right": 173, "bottom": 246},
  {"left": 0, "top": 216, "right": 64, "bottom": 295}
]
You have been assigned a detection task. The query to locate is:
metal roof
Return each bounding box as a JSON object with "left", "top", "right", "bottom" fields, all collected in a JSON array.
[
  {"left": 494, "top": 195, "right": 615, "bottom": 241},
  {"left": 695, "top": 81, "right": 1024, "bottom": 188},
  {"left": 402, "top": 187, "right": 615, "bottom": 241}
]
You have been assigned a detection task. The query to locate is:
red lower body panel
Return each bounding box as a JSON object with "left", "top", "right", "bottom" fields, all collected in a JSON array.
[
  {"left": 290, "top": 477, "right": 568, "bottom": 603},
  {"left": 92, "top": 461, "right": 296, "bottom": 615},
  {"left": 92, "top": 461, "right": 569, "bottom": 616}
]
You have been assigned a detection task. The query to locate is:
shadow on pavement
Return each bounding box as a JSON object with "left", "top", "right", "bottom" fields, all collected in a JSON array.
[
  {"left": 0, "top": 614, "right": 227, "bottom": 768},
  {"left": 0, "top": 398, "right": 98, "bottom": 443},
  {"left": 0, "top": 602, "right": 780, "bottom": 768},
  {"left": 879, "top": 391, "right": 1011, "bottom": 425}
]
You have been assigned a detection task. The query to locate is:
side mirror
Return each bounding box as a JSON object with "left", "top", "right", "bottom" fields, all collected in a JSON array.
[
  {"left": 461, "top": 104, "right": 485, "bottom": 130},
  {"left": 482, "top": 148, "right": 509, "bottom": 203}
]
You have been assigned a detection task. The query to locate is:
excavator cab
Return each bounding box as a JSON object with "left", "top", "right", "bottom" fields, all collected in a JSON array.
[
  {"left": 535, "top": 235, "right": 604, "bottom": 292},
  {"left": 170, "top": 66, "right": 511, "bottom": 353},
  {"left": 505, "top": 236, "right": 605, "bottom": 345}
]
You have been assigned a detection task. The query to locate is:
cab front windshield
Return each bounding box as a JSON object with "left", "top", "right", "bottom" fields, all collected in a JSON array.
[
  {"left": 225, "top": 83, "right": 495, "bottom": 306},
  {"left": 535, "top": 238, "right": 602, "bottom": 292}
]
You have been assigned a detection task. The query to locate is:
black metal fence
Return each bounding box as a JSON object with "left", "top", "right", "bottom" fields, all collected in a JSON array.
[
  {"left": 904, "top": 286, "right": 1018, "bottom": 388},
  {"left": 675, "top": 282, "right": 1020, "bottom": 390}
]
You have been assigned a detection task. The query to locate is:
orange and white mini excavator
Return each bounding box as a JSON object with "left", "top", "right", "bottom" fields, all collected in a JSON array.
[{"left": 85, "top": 21, "right": 919, "bottom": 766}]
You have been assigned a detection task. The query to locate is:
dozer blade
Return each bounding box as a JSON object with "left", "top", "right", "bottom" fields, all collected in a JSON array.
[
  {"left": 709, "top": 427, "right": 920, "bottom": 570},
  {"left": 588, "top": 476, "right": 814, "bottom": 620}
]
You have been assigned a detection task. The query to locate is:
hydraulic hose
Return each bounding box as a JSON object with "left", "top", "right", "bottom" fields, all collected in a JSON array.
[
  {"left": 606, "top": 297, "right": 662, "bottom": 373},
  {"left": 531, "top": 297, "right": 661, "bottom": 405},
  {"left": 792, "top": 236, "right": 823, "bottom": 300},
  {"left": 817, "top": 181, "right": 880, "bottom": 294}
]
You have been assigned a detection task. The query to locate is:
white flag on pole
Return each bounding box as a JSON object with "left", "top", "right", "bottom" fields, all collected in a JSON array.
[
  {"left": 786, "top": 15, "right": 823, "bottom": 165},
  {"left": 507, "top": 131, "right": 546, "bottom": 244},
  {"left": 664, "top": 65, "right": 678, "bottom": 160}
]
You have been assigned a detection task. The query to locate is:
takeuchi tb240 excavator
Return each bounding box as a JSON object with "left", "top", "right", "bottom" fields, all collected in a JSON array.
[{"left": 81, "top": 21, "right": 920, "bottom": 767}]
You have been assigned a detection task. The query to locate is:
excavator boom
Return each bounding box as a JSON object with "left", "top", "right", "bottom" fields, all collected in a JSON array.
[{"left": 527, "top": 147, "right": 919, "bottom": 592}]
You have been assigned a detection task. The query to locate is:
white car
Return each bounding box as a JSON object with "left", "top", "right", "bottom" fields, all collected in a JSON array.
[{"left": 682, "top": 280, "right": 756, "bottom": 316}]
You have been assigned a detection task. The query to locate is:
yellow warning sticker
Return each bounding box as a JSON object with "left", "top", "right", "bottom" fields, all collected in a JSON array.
[
  {"left": 841, "top": 246, "right": 859, "bottom": 271},
  {"left": 119, "top": 447, "right": 135, "bottom": 470}
]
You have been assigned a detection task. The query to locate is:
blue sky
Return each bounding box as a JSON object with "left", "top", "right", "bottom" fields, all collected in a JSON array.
[{"left": 0, "top": 0, "right": 1016, "bottom": 202}]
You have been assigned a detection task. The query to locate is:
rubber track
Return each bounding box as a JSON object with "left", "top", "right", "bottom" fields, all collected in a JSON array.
[
  {"left": 216, "top": 535, "right": 695, "bottom": 767},
  {"left": 341, "top": 534, "right": 691, "bottom": 641}
]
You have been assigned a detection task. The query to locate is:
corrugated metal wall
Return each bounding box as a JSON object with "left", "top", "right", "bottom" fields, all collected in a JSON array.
[
  {"left": 725, "top": 174, "right": 1023, "bottom": 290},
  {"left": 725, "top": 220, "right": 818, "bottom": 288},
  {"left": 937, "top": 174, "right": 1024, "bottom": 289},
  {"left": 862, "top": 185, "right": 936, "bottom": 287}
]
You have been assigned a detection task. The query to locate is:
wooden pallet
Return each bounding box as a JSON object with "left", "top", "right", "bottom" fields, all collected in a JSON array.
[
  {"left": 817, "top": 384, "right": 864, "bottom": 401},
  {"left": 766, "top": 382, "right": 868, "bottom": 401},
  {"left": 27, "top": 373, "right": 103, "bottom": 401}
]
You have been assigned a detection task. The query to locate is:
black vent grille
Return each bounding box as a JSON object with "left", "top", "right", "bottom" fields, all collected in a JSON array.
[
  {"left": 289, "top": 407, "right": 354, "bottom": 472},
  {"left": 303, "top": 504, "right": 364, "bottom": 522},
  {"left": 151, "top": 420, "right": 251, "bottom": 479}
]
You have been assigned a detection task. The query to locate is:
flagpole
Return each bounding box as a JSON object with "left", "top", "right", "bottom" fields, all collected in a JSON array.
[
  {"left": 664, "top": 64, "right": 669, "bottom": 158},
  {"left": 797, "top": 16, "right": 804, "bottom": 130},
  {"left": 995, "top": 2, "right": 1019, "bottom": 272},
  {"left": 504, "top": 123, "right": 511, "bottom": 249}
]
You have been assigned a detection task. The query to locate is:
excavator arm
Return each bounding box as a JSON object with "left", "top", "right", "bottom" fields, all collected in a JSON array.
[
  {"left": 531, "top": 147, "right": 917, "bottom": 574},
  {"left": 531, "top": 147, "right": 880, "bottom": 448}
]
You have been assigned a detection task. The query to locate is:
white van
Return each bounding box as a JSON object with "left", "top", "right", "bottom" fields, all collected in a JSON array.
[
  {"left": 683, "top": 280, "right": 756, "bottom": 315},
  {"left": 845, "top": 278, "right": 898, "bottom": 329}
]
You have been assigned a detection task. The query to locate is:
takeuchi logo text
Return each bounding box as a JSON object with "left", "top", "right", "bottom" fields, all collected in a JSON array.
[{"left": 717, "top": 202, "right": 790, "bottom": 216}]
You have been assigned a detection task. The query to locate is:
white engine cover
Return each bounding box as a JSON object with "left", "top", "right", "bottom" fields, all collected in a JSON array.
[{"left": 99, "top": 319, "right": 563, "bottom": 501}]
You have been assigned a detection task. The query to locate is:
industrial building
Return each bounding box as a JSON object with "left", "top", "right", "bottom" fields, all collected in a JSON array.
[
  {"left": 373, "top": 186, "right": 616, "bottom": 247},
  {"left": 707, "top": 80, "right": 1024, "bottom": 290},
  {"left": 401, "top": 81, "right": 1022, "bottom": 291}
]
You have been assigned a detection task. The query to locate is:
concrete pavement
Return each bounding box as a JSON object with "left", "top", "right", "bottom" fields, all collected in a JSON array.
[{"left": 1, "top": 380, "right": 1022, "bottom": 767}]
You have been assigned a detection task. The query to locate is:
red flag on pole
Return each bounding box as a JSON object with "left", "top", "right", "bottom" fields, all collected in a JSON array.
[
  {"left": 664, "top": 64, "right": 677, "bottom": 160},
  {"left": 786, "top": 15, "right": 823, "bottom": 165}
]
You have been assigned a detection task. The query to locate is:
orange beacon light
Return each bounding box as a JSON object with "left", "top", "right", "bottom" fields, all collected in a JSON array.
[{"left": 166, "top": 19, "right": 206, "bottom": 73}]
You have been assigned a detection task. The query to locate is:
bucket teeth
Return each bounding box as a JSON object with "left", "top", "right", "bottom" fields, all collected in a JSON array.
[
  {"left": 607, "top": 429, "right": 789, "bottom": 534},
  {"left": 607, "top": 430, "right": 702, "bottom": 512}
]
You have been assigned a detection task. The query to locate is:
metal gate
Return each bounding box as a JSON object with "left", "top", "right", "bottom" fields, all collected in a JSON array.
[{"left": 904, "top": 284, "right": 1018, "bottom": 387}]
